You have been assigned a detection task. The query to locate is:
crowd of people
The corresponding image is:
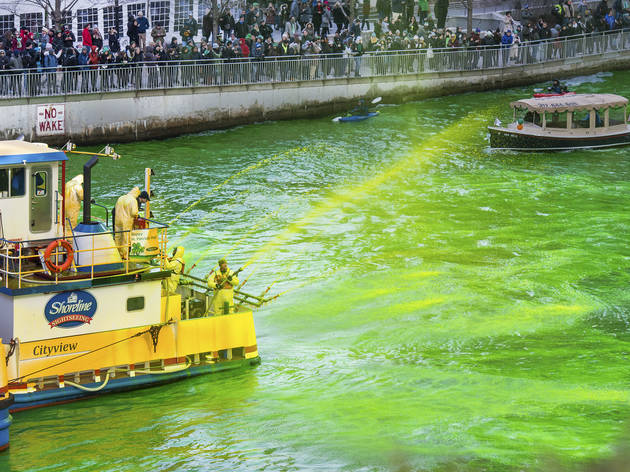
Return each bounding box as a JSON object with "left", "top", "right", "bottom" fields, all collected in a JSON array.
[{"left": 0, "top": 0, "right": 629, "bottom": 95}]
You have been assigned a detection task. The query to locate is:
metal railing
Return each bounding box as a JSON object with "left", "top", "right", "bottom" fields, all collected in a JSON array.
[
  {"left": 0, "top": 30, "right": 629, "bottom": 99},
  {"left": 0, "top": 220, "right": 168, "bottom": 289}
]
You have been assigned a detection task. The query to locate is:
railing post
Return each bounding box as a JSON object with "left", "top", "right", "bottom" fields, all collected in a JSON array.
[{"left": 17, "top": 243, "right": 21, "bottom": 289}]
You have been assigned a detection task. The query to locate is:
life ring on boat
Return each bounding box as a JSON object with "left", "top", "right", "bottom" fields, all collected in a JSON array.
[{"left": 43, "top": 239, "right": 74, "bottom": 273}]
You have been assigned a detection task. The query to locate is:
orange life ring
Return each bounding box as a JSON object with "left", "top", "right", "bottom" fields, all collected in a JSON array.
[{"left": 44, "top": 239, "right": 74, "bottom": 273}]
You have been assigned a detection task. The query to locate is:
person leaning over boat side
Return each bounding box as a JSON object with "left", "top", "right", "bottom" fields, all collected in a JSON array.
[
  {"left": 163, "top": 246, "right": 185, "bottom": 294},
  {"left": 64, "top": 174, "right": 83, "bottom": 234},
  {"left": 207, "top": 258, "right": 239, "bottom": 314},
  {"left": 114, "top": 187, "right": 149, "bottom": 259}
]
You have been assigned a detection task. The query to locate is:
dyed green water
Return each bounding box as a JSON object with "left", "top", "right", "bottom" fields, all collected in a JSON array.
[{"left": 3, "top": 71, "right": 630, "bottom": 472}]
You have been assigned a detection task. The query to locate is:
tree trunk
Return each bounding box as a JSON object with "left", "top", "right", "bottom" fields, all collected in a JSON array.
[
  {"left": 349, "top": 0, "right": 355, "bottom": 22},
  {"left": 54, "top": 0, "right": 62, "bottom": 31},
  {"left": 212, "top": 0, "right": 218, "bottom": 43},
  {"left": 467, "top": 0, "right": 473, "bottom": 34}
]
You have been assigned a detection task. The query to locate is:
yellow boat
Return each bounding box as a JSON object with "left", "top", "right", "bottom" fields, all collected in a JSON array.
[{"left": 0, "top": 140, "right": 263, "bottom": 426}]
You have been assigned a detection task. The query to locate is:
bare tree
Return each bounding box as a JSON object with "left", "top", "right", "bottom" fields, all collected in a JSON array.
[{"left": 23, "top": 0, "right": 81, "bottom": 31}]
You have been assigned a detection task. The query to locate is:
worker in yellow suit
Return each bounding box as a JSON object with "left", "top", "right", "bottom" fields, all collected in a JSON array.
[
  {"left": 64, "top": 175, "right": 83, "bottom": 235},
  {"left": 114, "top": 187, "right": 149, "bottom": 259},
  {"left": 163, "top": 246, "right": 185, "bottom": 294},
  {"left": 207, "top": 258, "right": 239, "bottom": 314}
]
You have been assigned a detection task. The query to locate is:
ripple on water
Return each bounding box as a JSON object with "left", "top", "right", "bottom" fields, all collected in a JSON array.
[{"left": 4, "top": 71, "right": 630, "bottom": 472}]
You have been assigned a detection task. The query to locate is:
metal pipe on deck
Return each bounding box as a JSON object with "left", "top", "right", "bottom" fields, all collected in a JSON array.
[{"left": 82, "top": 157, "right": 99, "bottom": 225}]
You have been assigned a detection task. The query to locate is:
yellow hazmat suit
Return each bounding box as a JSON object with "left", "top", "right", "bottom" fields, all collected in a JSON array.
[
  {"left": 64, "top": 175, "right": 84, "bottom": 233},
  {"left": 163, "top": 246, "right": 185, "bottom": 294},
  {"left": 207, "top": 264, "right": 239, "bottom": 314},
  {"left": 114, "top": 187, "right": 140, "bottom": 259}
]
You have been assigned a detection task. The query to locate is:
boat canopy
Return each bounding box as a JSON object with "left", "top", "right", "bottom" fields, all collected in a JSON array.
[
  {"left": 511, "top": 94, "right": 628, "bottom": 113},
  {"left": 0, "top": 141, "right": 67, "bottom": 165}
]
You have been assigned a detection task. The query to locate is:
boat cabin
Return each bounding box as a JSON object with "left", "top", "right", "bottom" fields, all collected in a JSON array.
[
  {"left": 510, "top": 94, "right": 628, "bottom": 134},
  {"left": 0, "top": 141, "right": 67, "bottom": 243}
]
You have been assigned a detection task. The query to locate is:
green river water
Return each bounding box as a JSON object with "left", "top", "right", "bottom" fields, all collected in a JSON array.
[{"left": 2, "top": 71, "right": 630, "bottom": 472}]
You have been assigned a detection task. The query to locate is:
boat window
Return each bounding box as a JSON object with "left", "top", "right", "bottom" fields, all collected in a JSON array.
[
  {"left": 521, "top": 110, "right": 542, "bottom": 126},
  {"left": 33, "top": 171, "right": 47, "bottom": 197},
  {"left": 571, "top": 111, "right": 590, "bottom": 129},
  {"left": 127, "top": 296, "right": 145, "bottom": 312},
  {"left": 608, "top": 106, "right": 625, "bottom": 126},
  {"left": 0, "top": 168, "right": 28, "bottom": 198},
  {"left": 0, "top": 169, "right": 8, "bottom": 198},
  {"left": 594, "top": 110, "right": 605, "bottom": 128},
  {"left": 11, "top": 168, "right": 25, "bottom": 197},
  {"left": 545, "top": 111, "right": 568, "bottom": 129}
]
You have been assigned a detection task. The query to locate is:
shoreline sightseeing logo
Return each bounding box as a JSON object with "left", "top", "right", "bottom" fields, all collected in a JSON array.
[{"left": 44, "top": 291, "right": 97, "bottom": 328}]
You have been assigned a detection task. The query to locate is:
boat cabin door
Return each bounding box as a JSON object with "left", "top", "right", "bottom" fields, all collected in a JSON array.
[{"left": 30, "top": 165, "right": 52, "bottom": 233}]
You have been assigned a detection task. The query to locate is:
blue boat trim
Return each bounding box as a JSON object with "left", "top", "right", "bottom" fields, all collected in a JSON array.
[
  {"left": 0, "top": 152, "right": 68, "bottom": 165},
  {"left": 0, "top": 394, "right": 14, "bottom": 452},
  {"left": 0, "top": 269, "right": 171, "bottom": 297},
  {"left": 76, "top": 263, "right": 124, "bottom": 273},
  {"left": 10, "top": 357, "right": 260, "bottom": 412}
]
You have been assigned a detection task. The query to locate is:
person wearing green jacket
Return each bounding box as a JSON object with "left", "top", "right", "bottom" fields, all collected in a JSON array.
[{"left": 418, "top": 0, "right": 429, "bottom": 24}]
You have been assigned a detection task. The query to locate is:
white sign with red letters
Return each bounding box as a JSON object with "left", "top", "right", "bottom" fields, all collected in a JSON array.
[{"left": 37, "top": 104, "right": 66, "bottom": 135}]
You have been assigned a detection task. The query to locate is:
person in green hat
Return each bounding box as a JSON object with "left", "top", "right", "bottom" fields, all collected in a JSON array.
[{"left": 207, "top": 258, "right": 240, "bottom": 314}]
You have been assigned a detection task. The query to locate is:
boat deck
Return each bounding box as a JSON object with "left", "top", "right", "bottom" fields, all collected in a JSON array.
[{"left": 0, "top": 264, "right": 170, "bottom": 296}]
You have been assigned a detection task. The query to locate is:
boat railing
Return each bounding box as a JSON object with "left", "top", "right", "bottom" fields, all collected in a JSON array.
[
  {"left": 0, "top": 219, "right": 169, "bottom": 289},
  {"left": 1, "top": 29, "right": 629, "bottom": 99}
]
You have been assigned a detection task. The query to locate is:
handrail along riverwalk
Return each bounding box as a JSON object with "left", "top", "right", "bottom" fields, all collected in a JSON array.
[{"left": 1, "top": 30, "right": 629, "bottom": 99}]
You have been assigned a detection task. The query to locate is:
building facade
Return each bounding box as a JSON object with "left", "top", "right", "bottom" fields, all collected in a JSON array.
[{"left": 0, "top": 0, "right": 219, "bottom": 43}]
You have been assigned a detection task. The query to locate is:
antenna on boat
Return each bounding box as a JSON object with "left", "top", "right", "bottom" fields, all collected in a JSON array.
[{"left": 61, "top": 141, "right": 121, "bottom": 160}]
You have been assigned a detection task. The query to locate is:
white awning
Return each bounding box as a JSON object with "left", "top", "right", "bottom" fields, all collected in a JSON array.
[{"left": 511, "top": 94, "right": 628, "bottom": 113}]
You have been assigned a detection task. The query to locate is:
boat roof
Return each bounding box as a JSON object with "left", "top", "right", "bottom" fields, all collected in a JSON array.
[
  {"left": 0, "top": 140, "right": 67, "bottom": 165},
  {"left": 511, "top": 94, "right": 628, "bottom": 113}
]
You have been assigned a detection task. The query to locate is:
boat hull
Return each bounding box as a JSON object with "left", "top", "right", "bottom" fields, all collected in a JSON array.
[
  {"left": 339, "top": 112, "right": 379, "bottom": 122},
  {"left": 0, "top": 394, "right": 13, "bottom": 451},
  {"left": 10, "top": 356, "right": 260, "bottom": 412},
  {"left": 488, "top": 126, "right": 630, "bottom": 151}
]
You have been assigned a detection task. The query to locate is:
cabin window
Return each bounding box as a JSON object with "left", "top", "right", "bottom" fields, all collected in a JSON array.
[
  {"left": 609, "top": 106, "right": 625, "bottom": 126},
  {"left": 0, "top": 169, "right": 7, "bottom": 198},
  {"left": 545, "top": 111, "right": 568, "bottom": 129},
  {"left": 522, "top": 111, "right": 542, "bottom": 126},
  {"left": 11, "top": 168, "right": 25, "bottom": 196},
  {"left": 594, "top": 110, "right": 605, "bottom": 128},
  {"left": 127, "top": 296, "right": 145, "bottom": 312},
  {"left": 33, "top": 171, "right": 47, "bottom": 197},
  {"left": 0, "top": 167, "right": 26, "bottom": 198},
  {"left": 571, "top": 111, "right": 590, "bottom": 129}
]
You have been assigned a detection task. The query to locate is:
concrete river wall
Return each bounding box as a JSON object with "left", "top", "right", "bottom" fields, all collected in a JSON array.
[{"left": 2, "top": 35, "right": 630, "bottom": 144}]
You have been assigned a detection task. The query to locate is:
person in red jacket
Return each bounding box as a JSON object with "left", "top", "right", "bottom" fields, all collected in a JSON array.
[{"left": 82, "top": 23, "right": 93, "bottom": 47}]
